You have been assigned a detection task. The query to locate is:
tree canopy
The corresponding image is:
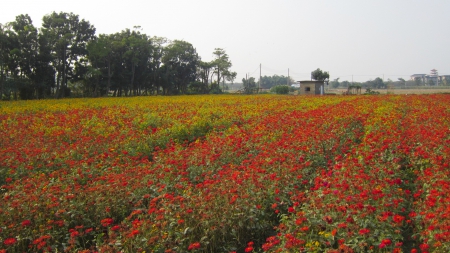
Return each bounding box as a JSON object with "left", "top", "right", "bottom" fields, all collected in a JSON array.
[
  {"left": 311, "top": 68, "right": 330, "bottom": 82},
  {"left": 0, "top": 13, "right": 236, "bottom": 99},
  {"left": 258, "top": 75, "right": 292, "bottom": 89}
]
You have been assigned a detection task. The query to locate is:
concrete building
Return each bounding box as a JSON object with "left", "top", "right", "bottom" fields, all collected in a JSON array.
[{"left": 298, "top": 80, "right": 324, "bottom": 95}]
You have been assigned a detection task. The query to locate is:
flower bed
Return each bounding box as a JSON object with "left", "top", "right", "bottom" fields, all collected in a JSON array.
[{"left": 1, "top": 94, "right": 449, "bottom": 252}]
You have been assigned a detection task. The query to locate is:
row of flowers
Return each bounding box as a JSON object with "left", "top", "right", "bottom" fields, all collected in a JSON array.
[{"left": 1, "top": 94, "right": 449, "bottom": 252}]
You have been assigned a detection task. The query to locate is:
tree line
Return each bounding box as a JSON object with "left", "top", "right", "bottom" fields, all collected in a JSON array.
[
  {"left": 329, "top": 77, "right": 450, "bottom": 90},
  {"left": 0, "top": 12, "right": 236, "bottom": 100}
]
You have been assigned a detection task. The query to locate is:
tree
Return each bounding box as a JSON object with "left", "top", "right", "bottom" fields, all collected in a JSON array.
[
  {"left": 148, "top": 36, "right": 167, "bottom": 95},
  {"left": 8, "top": 14, "right": 40, "bottom": 99},
  {"left": 162, "top": 40, "right": 199, "bottom": 94},
  {"left": 259, "top": 75, "right": 291, "bottom": 89},
  {"left": 271, "top": 85, "right": 289, "bottom": 94},
  {"left": 197, "top": 60, "right": 214, "bottom": 94},
  {"left": 330, "top": 78, "right": 340, "bottom": 88},
  {"left": 341, "top": 80, "right": 350, "bottom": 88},
  {"left": 120, "top": 28, "right": 152, "bottom": 96},
  {"left": 212, "top": 48, "right": 232, "bottom": 91},
  {"left": 414, "top": 77, "right": 422, "bottom": 86},
  {"left": 222, "top": 70, "right": 237, "bottom": 91},
  {"left": 86, "top": 34, "right": 115, "bottom": 96},
  {"left": 311, "top": 68, "right": 330, "bottom": 82},
  {"left": 0, "top": 23, "right": 13, "bottom": 99},
  {"left": 41, "top": 12, "right": 96, "bottom": 98},
  {"left": 365, "top": 77, "right": 385, "bottom": 89},
  {"left": 242, "top": 77, "right": 257, "bottom": 94},
  {"left": 398, "top": 78, "right": 406, "bottom": 88}
]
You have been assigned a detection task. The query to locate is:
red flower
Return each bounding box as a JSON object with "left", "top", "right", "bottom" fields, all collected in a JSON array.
[
  {"left": 359, "top": 228, "right": 370, "bottom": 235},
  {"left": 101, "top": 218, "right": 114, "bottom": 227},
  {"left": 111, "top": 225, "right": 120, "bottom": 231},
  {"left": 127, "top": 229, "right": 139, "bottom": 238},
  {"left": 245, "top": 246, "right": 253, "bottom": 252},
  {"left": 22, "top": 219, "right": 32, "bottom": 227},
  {"left": 419, "top": 243, "right": 429, "bottom": 251},
  {"left": 393, "top": 214, "right": 405, "bottom": 223},
  {"left": 338, "top": 223, "right": 347, "bottom": 228},
  {"left": 188, "top": 242, "right": 201, "bottom": 250},
  {"left": 323, "top": 215, "right": 333, "bottom": 224},
  {"left": 3, "top": 237, "right": 17, "bottom": 246},
  {"left": 379, "top": 238, "right": 392, "bottom": 249},
  {"left": 381, "top": 238, "right": 392, "bottom": 245},
  {"left": 70, "top": 230, "right": 79, "bottom": 238}
]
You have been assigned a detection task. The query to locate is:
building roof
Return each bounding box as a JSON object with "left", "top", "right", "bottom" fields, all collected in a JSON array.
[{"left": 297, "top": 80, "right": 324, "bottom": 83}]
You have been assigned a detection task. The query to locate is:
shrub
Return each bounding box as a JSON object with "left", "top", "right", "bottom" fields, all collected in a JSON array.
[{"left": 270, "top": 85, "right": 290, "bottom": 94}]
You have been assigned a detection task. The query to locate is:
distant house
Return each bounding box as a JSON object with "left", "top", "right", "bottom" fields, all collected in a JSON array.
[
  {"left": 298, "top": 80, "right": 324, "bottom": 95},
  {"left": 410, "top": 69, "right": 449, "bottom": 85},
  {"left": 410, "top": 74, "right": 426, "bottom": 82}
]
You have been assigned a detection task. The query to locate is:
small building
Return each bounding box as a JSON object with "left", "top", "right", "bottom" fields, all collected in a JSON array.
[{"left": 298, "top": 80, "right": 324, "bottom": 95}]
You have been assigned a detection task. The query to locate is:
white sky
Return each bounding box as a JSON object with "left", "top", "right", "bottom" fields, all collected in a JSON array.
[{"left": 2, "top": 0, "right": 450, "bottom": 82}]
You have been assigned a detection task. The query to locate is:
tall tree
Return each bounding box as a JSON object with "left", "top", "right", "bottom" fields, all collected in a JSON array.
[
  {"left": 162, "top": 40, "right": 199, "bottom": 94},
  {"left": 197, "top": 60, "right": 213, "bottom": 94},
  {"left": 212, "top": 48, "right": 232, "bottom": 91},
  {"left": 0, "top": 23, "right": 12, "bottom": 98},
  {"left": 221, "top": 70, "right": 237, "bottom": 90},
  {"left": 41, "top": 12, "right": 96, "bottom": 98},
  {"left": 8, "top": 14, "right": 39, "bottom": 99},
  {"left": 242, "top": 77, "right": 257, "bottom": 94},
  {"left": 87, "top": 33, "right": 118, "bottom": 96},
  {"left": 148, "top": 36, "right": 167, "bottom": 94},
  {"left": 33, "top": 28, "right": 55, "bottom": 99}
]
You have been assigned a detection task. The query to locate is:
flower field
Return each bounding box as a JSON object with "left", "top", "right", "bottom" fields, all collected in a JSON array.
[{"left": 1, "top": 94, "right": 449, "bottom": 253}]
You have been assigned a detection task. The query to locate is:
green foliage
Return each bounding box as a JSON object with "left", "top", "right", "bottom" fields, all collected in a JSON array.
[
  {"left": 364, "top": 88, "right": 380, "bottom": 95},
  {"left": 259, "top": 75, "right": 291, "bottom": 89},
  {"left": 187, "top": 81, "right": 204, "bottom": 94},
  {"left": 365, "top": 77, "right": 386, "bottom": 89},
  {"left": 41, "top": 12, "right": 96, "bottom": 98},
  {"left": 1, "top": 13, "right": 237, "bottom": 100},
  {"left": 270, "top": 85, "right": 290, "bottom": 94},
  {"left": 242, "top": 77, "right": 257, "bottom": 94},
  {"left": 330, "top": 78, "right": 340, "bottom": 88},
  {"left": 311, "top": 68, "right": 330, "bottom": 81},
  {"left": 209, "top": 83, "right": 223, "bottom": 94}
]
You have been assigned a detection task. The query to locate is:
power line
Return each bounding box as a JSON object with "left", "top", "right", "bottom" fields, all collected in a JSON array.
[{"left": 245, "top": 63, "right": 414, "bottom": 82}]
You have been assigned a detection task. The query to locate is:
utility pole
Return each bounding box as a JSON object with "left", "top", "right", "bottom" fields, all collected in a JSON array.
[
  {"left": 287, "top": 68, "right": 290, "bottom": 86},
  {"left": 259, "top": 63, "right": 261, "bottom": 93}
]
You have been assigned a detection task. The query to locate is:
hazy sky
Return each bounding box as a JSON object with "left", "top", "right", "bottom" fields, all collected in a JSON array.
[{"left": 2, "top": 0, "right": 449, "bottom": 82}]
